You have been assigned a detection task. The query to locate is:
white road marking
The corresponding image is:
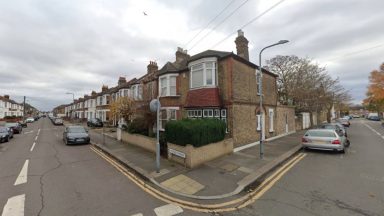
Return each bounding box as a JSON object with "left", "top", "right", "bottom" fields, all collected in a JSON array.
[
  {"left": 363, "top": 123, "right": 384, "bottom": 139},
  {"left": 14, "top": 160, "right": 29, "bottom": 186},
  {"left": 1, "top": 194, "right": 25, "bottom": 216},
  {"left": 30, "top": 142, "right": 36, "bottom": 152},
  {"left": 154, "top": 204, "right": 183, "bottom": 216},
  {"left": 23, "top": 131, "right": 33, "bottom": 135},
  {"left": 34, "top": 136, "right": 38, "bottom": 141},
  {"left": 130, "top": 214, "right": 143, "bottom": 216},
  {"left": 37, "top": 129, "right": 40, "bottom": 136}
]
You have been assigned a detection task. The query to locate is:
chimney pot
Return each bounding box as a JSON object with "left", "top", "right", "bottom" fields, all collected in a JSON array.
[
  {"left": 175, "top": 47, "right": 190, "bottom": 63},
  {"left": 235, "top": 29, "right": 249, "bottom": 61},
  {"left": 147, "top": 60, "right": 158, "bottom": 74}
]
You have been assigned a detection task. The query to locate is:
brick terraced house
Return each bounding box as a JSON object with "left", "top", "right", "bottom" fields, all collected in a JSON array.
[
  {"left": 0, "top": 95, "right": 24, "bottom": 119},
  {"left": 60, "top": 30, "right": 295, "bottom": 148}
]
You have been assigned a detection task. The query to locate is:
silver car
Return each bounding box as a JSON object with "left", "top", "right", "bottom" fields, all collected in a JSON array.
[{"left": 302, "top": 129, "right": 347, "bottom": 153}]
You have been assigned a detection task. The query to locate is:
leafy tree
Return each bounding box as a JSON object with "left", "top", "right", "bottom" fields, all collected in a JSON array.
[
  {"left": 109, "top": 96, "right": 135, "bottom": 124},
  {"left": 363, "top": 63, "right": 384, "bottom": 115}
]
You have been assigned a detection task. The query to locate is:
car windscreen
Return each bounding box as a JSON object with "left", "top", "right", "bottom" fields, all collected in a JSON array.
[
  {"left": 0, "top": 127, "right": 8, "bottom": 132},
  {"left": 67, "top": 127, "right": 86, "bottom": 133},
  {"left": 306, "top": 130, "right": 336, "bottom": 137},
  {"left": 5, "top": 123, "right": 17, "bottom": 127},
  {"left": 318, "top": 125, "right": 335, "bottom": 129}
]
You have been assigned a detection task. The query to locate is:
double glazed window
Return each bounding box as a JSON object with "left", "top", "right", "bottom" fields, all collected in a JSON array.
[
  {"left": 131, "top": 85, "right": 143, "bottom": 100},
  {"left": 189, "top": 58, "right": 217, "bottom": 89},
  {"left": 159, "top": 74, "right": 177, "bottom": 97},
  {"left": 188, "top": 108, "right": 228, "bottom": 131},
  {"left": 160, "top": 109, "right": 177, "bottom": 130}
]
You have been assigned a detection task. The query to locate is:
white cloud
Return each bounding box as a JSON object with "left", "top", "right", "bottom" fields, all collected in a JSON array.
[{"left": 0, "top": 0, "right": 383, "bottom": 110}]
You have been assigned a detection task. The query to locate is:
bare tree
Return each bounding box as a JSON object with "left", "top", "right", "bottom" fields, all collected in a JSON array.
[{"left": 267, "top": 55, "right": 351, "bottom": 123}]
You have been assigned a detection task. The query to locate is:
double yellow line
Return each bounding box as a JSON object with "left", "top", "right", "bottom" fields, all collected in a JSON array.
[{"left": 90, "top": 146, "right": 306, "bottom": 213}]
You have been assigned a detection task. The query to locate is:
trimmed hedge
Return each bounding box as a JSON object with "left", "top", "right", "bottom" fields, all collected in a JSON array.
[
  {"left": 165, "top": 118, "right": 226, "bottom": 147},
  {"left": 127, "top": 117, "right": 148, "bottom": 136}
]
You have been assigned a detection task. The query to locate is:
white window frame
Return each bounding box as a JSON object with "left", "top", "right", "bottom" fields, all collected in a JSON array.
[
  {"left": 214, "top": 109, "right": 220, "bottom": 117},
  {"left": 188, "top": 57, "right": 217, "bottom": 89},
  {"left": 269, "top": 108, "right": 274, "bottom": 132},
  {"left": 159, "top": 107, "right": 179, "bottom": 130},
  {"left": 203, "top": 109, "right": 213, "bottom": 118},
  {"left": 159, "top": 74, "right": 178, "bottom": 97}
]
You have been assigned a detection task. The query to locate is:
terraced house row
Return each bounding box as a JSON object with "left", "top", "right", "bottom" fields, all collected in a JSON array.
[
  {"left": 57, "top": 31, "right": 296, "bottom": 147},
  {"left": 0, "top": 95, "right": 24, "bottom": 119}
]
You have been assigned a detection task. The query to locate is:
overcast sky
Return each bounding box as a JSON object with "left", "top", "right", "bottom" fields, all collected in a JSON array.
[{"left": 0, "top": 0, "right": 383, "bottom": 111}]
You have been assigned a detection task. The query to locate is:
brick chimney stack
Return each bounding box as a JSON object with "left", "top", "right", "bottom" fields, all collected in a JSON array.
[
  {"left": 4, "top": 95, "right": 10, "bottom": 99},
  {"left": 147, "top": 61, "right": 158, "bottom": 74},
  {"left": 101, "top": 85, "right": 108, "bottom": 92},
  {"left": 175, "top": 47, "right": 190, "bottom": 63},
  {"left": 118, "top": 77, "right": 126, "bottom": 85},
  {"left": 235, "top": 29, "right": 249, "bottom": 61}
]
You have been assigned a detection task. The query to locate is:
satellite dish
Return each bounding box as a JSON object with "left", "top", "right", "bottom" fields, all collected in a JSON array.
[{"left": 150, "top": 99, "right": 160, "bottom": 112}]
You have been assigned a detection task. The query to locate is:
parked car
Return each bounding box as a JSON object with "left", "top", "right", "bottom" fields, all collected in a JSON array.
[
  {"left": 337, "top": 117, "right": 350, "bottom": 127},
  {"left": 53, "top": 118, "right": 63, "bottom": 125},
  {"left": 19, "top": 121, "right": 27, "bottom": 128},
  {"left": 302, "top": 129, "right": 347, "bottom": 153},
  {"left": 26, "top": 117, "right": 35, "bottom": 123},
  {"left": 317, "top": 123, "right": 350, "bottom": 146},
  {"left": 4, "top": 122, "right": 22, "bottom": 134},
  {"left": 87, "top": 118, "right": 103, "bottom": 127},
  {"left": 6, "top": 127, "right": 14, "bottom": 139},
  {"left": 0, "top": 127, "right": 10, "bottom": 143},
  {"left": 63, "top": 126, "right": 90, "bottom": 145},
  {"left": 368, "top": 116, "right": 380, "bottom": 121}
]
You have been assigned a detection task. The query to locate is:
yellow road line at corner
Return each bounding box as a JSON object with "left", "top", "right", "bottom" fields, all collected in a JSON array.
[
  {"left": 236, "top": 153, "right": 306, "bottom": 209},
  {"left": 89, "top": 145, "right": 306, "bottom": 213}
]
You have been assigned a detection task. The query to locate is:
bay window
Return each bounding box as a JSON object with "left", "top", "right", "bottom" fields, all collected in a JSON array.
[{"left": 189, "top": 57, "right": 217, "bottom": 89}]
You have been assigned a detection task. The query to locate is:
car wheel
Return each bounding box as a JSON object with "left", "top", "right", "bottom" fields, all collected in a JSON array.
[
  {"left": 6, "top": 136, "right": 10, "bottom": 142},
  {"left": 340, "top": 148, "right": 345, "bottom": 154},
  {"left": 346, "top": 140, "right": 350, "bottom": 147}
]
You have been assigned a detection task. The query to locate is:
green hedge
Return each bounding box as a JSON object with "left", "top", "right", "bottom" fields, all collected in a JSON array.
[
  {"left": 165, "top": 118, "right": 226, "bottom": 147},
  {"left": 127, "top": 117, "right": 148, "bottom": 136}
]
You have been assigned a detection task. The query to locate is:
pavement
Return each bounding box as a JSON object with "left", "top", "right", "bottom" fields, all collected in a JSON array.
[{"left": 86, "top": 124, "right": 306, "bottom": 201}]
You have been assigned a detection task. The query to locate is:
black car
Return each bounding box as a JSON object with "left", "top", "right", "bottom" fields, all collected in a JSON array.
[
  {"left": 5, "top": 122, "right": 22, "bottom": 134},
  {"left": 63, "top": 126, "right": 90, "bottom": 145},
  {"left": 19, "top": 121, "right": 27, "bottom": 128},
  {"left": 87, "top": 118, "right": 103, "bottom": 127},
  {"left": 0, "top": 127, "right": 10, "bottom": 143}
]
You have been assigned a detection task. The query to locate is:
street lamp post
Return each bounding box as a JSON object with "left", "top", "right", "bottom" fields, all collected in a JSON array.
[
  {"left": 66, "top": 92, "right": 75, "bottom": 119},
  {"left": 258, "top": 40, "right": 289, "bottom": 159}
]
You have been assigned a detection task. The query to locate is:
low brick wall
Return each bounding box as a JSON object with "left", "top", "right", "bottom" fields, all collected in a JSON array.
[
  {"left": 167, "top": 139, "right": 233, "bottom": 168},
  {"left": 121, "top": 131, "right": 156, "bottom": 153}
]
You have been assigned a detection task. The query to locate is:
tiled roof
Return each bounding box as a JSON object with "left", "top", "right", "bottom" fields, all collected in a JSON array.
[
  {"left": 185, "top": 88, "right": 221, "bottom": 108},
  {"left": 188, "top": 50, "right": 232, "bottom": 63}
]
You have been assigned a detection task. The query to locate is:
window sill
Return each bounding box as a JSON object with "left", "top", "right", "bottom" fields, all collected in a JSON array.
[
  {"left": 189, "top": 86, "right": 217, "bottom": 90},
  {"left": 159, "top": 95, "right": 181, "bottom": 98}
]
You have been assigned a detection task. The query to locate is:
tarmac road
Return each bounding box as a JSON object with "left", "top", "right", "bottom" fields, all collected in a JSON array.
[
  {"left": 1, "top": 118, "right": 383, "bottom": 216},
  {"left": 225, "top": 119, "right": 384, "bottom": 216},
  {"left": 0, "top": 118, "right": 202, "bottom": 216}
]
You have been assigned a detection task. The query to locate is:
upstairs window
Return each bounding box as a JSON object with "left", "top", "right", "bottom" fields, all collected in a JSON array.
[
  {"left": 159, "top": 74, "right": 178, "bottom": 97},
  {"left": 131, "top": 84, "right": 142, "bottom": 100},
  {"left": 189, "top": 58, "right": 217, "bottom": 89}
]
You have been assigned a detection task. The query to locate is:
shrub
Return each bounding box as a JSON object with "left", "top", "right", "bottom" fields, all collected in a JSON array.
[
  {"left": 165, "top": 118, "right": 226, "bottom": 147},
  {"left": 127, "top": 117, "right": 148, "bottom": 136}
]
